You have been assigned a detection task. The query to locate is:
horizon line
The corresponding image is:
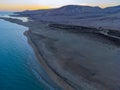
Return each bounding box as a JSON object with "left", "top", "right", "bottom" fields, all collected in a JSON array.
[{"left": 0, "top": 4, "right": 119, "bottom": 11}]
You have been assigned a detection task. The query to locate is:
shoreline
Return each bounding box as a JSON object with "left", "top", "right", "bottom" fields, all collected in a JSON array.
[
  {"left": 24, "top": 31, "right": 75, "bottom": 90},
  {"left": 0, "top": 18, "right": 75, "bottom": 90},
  {"left": 1, "top": 17, "right": 120, "bottom": 90}
]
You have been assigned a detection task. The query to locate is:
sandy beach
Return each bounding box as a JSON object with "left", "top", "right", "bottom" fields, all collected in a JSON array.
[
  {"left": 1, "top": 17, "right": 120, "bottom": 90},
  {"left": 0, "top": 17, "right": 75, "bottom": 90}
]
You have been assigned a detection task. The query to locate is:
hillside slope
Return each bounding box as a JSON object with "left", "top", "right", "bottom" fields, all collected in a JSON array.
[{"left": 16, "top": 5, "right": 120, "bottom": 31}]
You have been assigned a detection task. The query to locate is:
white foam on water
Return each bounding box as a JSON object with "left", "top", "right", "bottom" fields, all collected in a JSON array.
[
  {"left": 0, "top": 15, "right": 29, "bottom": 22},
  {"left": 26, "top": 54, "right": 58, "bottom": 90}
]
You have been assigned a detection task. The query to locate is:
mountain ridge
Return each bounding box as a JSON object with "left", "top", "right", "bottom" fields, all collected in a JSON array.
[{"left": 16, "top": 5, "right": 120, "bottom": 31}]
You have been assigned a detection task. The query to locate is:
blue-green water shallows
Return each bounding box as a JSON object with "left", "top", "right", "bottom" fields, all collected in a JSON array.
[{"left": 0, "top": 19, "right": 60, "bottom": 90}]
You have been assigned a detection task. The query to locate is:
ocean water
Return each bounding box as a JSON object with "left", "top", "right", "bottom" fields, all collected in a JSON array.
[
  {"left": 0, "top": 16, "right": 59, "bottom": 90},
  {"left": 0, "top": 12, "right": 13, "bottom": 15}
]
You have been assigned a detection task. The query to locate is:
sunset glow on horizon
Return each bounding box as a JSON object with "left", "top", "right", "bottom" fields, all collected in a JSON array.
[
  {"left": 0, "top": 4, "right": 50, "bottom": 11},
  {"left": 0, "top": 0, "right": 120, "bottom": 11}
]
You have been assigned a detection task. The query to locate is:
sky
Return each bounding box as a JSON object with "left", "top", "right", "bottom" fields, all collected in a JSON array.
[{"left": 0, "top": 0, "right": 120, "bottom": 11}]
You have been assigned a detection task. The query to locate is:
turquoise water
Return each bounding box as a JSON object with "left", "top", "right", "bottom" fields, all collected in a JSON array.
[{"left": 0, "top": 19, "right": 59, "bottom": 90}]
